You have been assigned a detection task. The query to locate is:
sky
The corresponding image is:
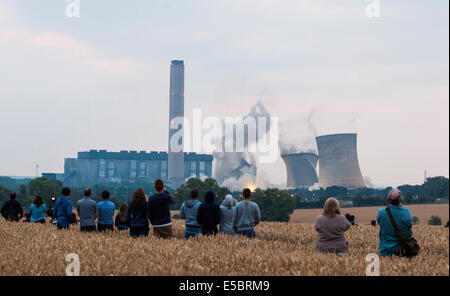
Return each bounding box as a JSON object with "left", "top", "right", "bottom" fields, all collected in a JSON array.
[{"left": 0, "top": 0, "right": 448, "bottom": 187}]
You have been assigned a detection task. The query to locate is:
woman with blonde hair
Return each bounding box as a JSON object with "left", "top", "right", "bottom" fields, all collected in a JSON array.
[{"left": 314, "top": 197, "right": 351, "bottom": 254}]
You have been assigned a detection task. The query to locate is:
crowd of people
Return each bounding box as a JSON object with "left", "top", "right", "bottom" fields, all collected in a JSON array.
[{"left": 1, "top": 180, "right": 443, "bottom": 257}]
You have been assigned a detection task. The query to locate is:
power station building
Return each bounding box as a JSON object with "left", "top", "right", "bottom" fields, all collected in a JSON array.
[
  {"left": 54, "top": 150, "right": 212, "bottom": 188},
  {"left": 281, "top": 152, "right": 319, "bottom": 188},
  {"left": 315, "top": 133, "right": 365, "bottom": 188}
]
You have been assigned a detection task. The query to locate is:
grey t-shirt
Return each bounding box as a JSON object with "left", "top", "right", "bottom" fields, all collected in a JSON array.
[
  {"left": 232, "top": 200, "right": 261, "bottom": 231},
  {"left": 77, "top": 197, "right": 98, "bottom": 227},
  {"left": 315, "top": 214, "right": 351, "bottom": 254}
]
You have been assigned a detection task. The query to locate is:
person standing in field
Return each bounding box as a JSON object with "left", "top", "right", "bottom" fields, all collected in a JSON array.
[
  {"left": 315, "top": 198, "right": 351, "bottom": 254},
  {"left": 76, "top": 188, "right": 98, "bottom": 232},
  {"left": 127, "top": 188, "right": 150, "bottom": 238},
  {"left": 220, "top": 194, "right": 236, "bottom": 235},
  {"left": 97, "top": 190, "right": 115, "bottom": 232},
  {"left": 1, "top": 192, "right": 23, "bottom": 222},
  {"left": 232, "top": 188, "right": 261, "bottom": 238},
  {"left": 115, "top": 203, "right": 129, "bottom": 231},
  {"left": 197, "top": 191, "right": 221, "bottom": 236},
  {"left": 148, "top": 179, "right": 174, "bottom": 239},
  {"left": 179, "top": 189, "right": 202, "bottom": 239},
  {"left": 377, "top": 189, "right": 413, "bottom": 257},
  {"left": 28, "top": 195, "right": 47, "bottom": 223},
  {"left": 53, "top": 187, "right": 73, "bottom": 230}
]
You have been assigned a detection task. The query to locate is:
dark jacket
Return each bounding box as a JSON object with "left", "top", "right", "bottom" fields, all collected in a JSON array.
[
  {"left": 148, "top": 192, "right": 174, "bottom": 226},
  {"left": 1, "top": 199, "right": 23, "bottom": 221},
  {"left": 197, "top": 191, "right": 220, "bottom": 235},
  {"left": 126, "top": 202, "right": 149, "bottom": 227}
]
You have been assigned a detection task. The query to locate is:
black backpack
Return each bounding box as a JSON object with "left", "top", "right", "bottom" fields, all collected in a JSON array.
[{"left": 385, "top": 207, "right": 420, "bottom": 258}]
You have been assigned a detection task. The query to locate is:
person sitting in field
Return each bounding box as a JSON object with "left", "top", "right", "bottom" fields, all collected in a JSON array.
[
  {"left": 220, "top": 194, "right": 236, "bottom": 235},
  {"left": 315, "top": 198, "right": 351, "bottom": 254},
  {"left": 1, "top": 192, "right": 24, "bottom": 222},
  {"left": 115, "top": 203, "right": 129, "bottom": 231},
  {"left": 345, "top": 213, "right": 356, "bottom": 226},
  {"left": 77, "top": 188, "right": 98, "bottom": 232},
  {"left": 371, "top": 220, "right": 377, "bottom": 227},
  {"left": 29, "top": 195, "right": 47, "bottom": 223},
  {"left": 445, "top": 221, "right": 449, "bottom": 228},
  {"left": 148, "top": 179, "right": 174, "bottom": 239},
  {"left": 23, "top": 212, "right": 31, "bottom": 223},
  {"left": 97, "top": 191, "right": 115, "bottom": 232},
  {"left": 71, "top": 212, "right": 80, "bottom": 225},
  {"left": 179, "top": 189, "right": 202, "bottom": 239},
  {"left": 127, "top": 188, "right": 150, "bottom": 238},
  {"left": 233, "top": 188, "right": 261, "bottom": 238},
  {"left": 377, "top": 189, "right": 413, "bottom": 257},
  {"left": 53, "top": 187, "right": 73, "bottom": 230},
  {"left": 197, "top": 191, "right": 221, "bottom": 236}
]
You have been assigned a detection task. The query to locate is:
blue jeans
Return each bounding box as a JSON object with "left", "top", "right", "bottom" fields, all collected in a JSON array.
[
  {"left": 97, "top": 224, "right": 114, "bottom": 232},
  {"left": 130, "top": 225, "right": 149, "bottom": 238},
  {"left": 57, "top": 223, "right": 69, "bottom": 230},
  {"left": 236, "top": 228, "right": 255, "bottom": 238},
  {"left": 185, "top": 226, "right": 202, "bottom": 239}
]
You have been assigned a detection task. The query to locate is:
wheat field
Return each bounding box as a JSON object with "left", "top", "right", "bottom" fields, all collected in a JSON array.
[
  {"left": 0, "top": 218, "right": 448, "bottom": 276},
  {"left": 290, "top": 204, "right": 450, "bottom": 225}
]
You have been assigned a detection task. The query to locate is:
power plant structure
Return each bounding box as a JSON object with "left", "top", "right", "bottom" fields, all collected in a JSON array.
[
  {"left": 281, "top": 152, "right": 319, "bottom": 188},
  {"left": 168, "top": 60, "right": 185, "bottom": 188},
  {"left": 315, "top": 133, "right": 365, "bottom": 188}
]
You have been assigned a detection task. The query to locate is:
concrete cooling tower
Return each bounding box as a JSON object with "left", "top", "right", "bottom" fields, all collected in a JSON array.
[
  {"left": 281, "top": 153, "right": 319, "bottom": 188},
  {"left": 315, "top": 133, "right": 365, "bottom": 188}
]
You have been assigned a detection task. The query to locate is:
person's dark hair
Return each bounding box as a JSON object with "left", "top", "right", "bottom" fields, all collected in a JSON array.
[
  {"left": 10, "top": 192, "right": 16, "bottom": 200},
  {"left": 83, "top": 188, "right": 92, "bottom": 197},
  {"left": 205, "top": 191, "right": 215, "bottom": 203},
  {"left": 350, "top": 215, "right": 355, "bottom": 221},
  {"left": 345, "top": 213, "right": 351, "bottom": 220},
  {"left": 131, "top": 188, "right": 146, "bottom": 209},
  {"left": 62, "top": 187, "right": 71, "bottom": 197},
  {"left": 33, "top": 195, "right": 44, "bottom": 207},
  {"left": 371, "top": 220, "right": 377, "bottom": 226},
  {"left": 24, "top": 212, "right": 31, "bottom": 220},
  {"left": 102, "top": 190, "right": 110, "bottom": 200},
  {"left": 190, "top": 189, "right": 199, "bottom": 199},
  {"left": 243, "top": 188, "right": 252, "bottom": 199},
  {"left": 154, "top": 179, "right": 164, "bottom": 192},
  {"left": 71, "top": 212, "right": 77, "bottom": 224}
]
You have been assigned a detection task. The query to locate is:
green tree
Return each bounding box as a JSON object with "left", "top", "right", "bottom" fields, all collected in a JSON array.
[
  {"left": 0, "top": 184, "right": 11, "bottom": 205},
  {"left": 28, "top": 177, "right": 62, "bottom": 206},
  {"left": 420, "top": 177, "right": 449, "bottom": 200},
  {"left": 252, "top": 188, "right": 296, "bottom": 222}
]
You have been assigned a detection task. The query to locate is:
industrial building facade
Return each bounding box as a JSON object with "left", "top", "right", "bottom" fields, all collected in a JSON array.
[{"left": 57, "top": 150, "right": 212, "bottom": 188}]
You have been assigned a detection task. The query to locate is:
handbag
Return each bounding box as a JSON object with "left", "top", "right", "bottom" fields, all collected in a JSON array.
[{"left": 385, "top": 207, "right": 420, "bottom": 258}]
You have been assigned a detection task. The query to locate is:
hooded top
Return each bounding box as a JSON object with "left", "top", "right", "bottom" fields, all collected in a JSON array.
[
  {"left": 197, "top": 191, "right": 220, "bottom": 234},
  {"left": 53, "top": 196, "right": 73, "bottom": 225},
  {"left": 180, "top": 199, "right": 202, "bottom": 227},
  {"left": 148, "top": 192, "right": 174, "bottom": 227},
  {"left": 220, "top": 194, "right": 236, "bottom": 234}
]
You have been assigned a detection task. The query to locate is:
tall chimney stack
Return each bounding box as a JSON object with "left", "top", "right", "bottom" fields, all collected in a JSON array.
[{"left": 168, "top": 60, "right": 185, "bottom": 188}]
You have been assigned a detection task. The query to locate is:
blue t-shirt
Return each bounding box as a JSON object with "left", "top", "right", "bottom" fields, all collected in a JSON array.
[
  {"left": 377, "top": 205, "right": 413, "bottom": 257},
  {"left": 29, "top": 203, "right": 47, "bottom": 222},
  {"left": 97, "top": 200, "right": 115, "bottom": 225}
]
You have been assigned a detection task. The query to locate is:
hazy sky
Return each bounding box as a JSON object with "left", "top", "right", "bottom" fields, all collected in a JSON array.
[{"left": 0, "top": 0, "right": 448, "bottom": 187}]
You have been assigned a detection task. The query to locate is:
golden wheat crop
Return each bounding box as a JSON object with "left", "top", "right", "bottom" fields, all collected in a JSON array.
[{"left": 0, "top": 218, "right": 448, "bottom": 276}]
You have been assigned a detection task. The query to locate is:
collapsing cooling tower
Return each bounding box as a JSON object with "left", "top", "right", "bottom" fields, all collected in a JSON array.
[
  {"left": 315, "top": 133, "right": 365, "bottom": 188},
  {"left": 281, "top": 153, "right": 319, "bottom": 188}
]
